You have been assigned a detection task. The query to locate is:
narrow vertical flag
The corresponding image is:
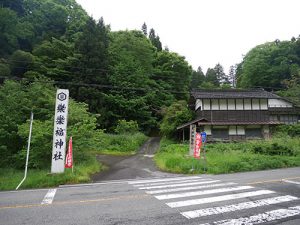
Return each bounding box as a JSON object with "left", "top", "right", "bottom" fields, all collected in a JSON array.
[
  {"left": 194, "top": 133, "right": 202, "bottom": 158},
  {"left": 65, "top": 137, "right": 73, "bottom": 168}
]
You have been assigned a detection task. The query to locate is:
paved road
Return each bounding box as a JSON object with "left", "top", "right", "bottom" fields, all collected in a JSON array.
[
  {"left": 1, "top": 167, "right": 300, "bottom": 225},
  {"left": 92, "top": 137, "right": 172, "bottom": 181}
]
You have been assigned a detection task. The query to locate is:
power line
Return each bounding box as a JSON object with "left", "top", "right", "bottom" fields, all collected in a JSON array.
[{"left": 0, "top": 75, "right": 190, "bottom": 94}]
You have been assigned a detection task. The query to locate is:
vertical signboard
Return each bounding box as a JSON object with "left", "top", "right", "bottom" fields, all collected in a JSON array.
[
  {"left": 51, "top": 89, "right": 69, "bottom": 173},
  {"left": 201, "top": 131, "right": 207, "bottom": 143},
  {"left": 194, "top": 133, "right": 202, "bottom": 158},
  {"left": 189, "top": 124, "right": 196, "bottom": 156}
]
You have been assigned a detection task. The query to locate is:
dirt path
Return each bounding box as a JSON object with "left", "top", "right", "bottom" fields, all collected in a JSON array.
[{"left": 91, "top": 137, "right": 172, "bottom": 182}]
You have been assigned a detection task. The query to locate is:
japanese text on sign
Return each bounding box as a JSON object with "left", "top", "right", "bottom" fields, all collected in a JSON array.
[
  {"left": 51, "top": 89, "right": 69, "bottom": 173},
  {"left": 194, "top": 133, "right": 202, "bottom": 158}
]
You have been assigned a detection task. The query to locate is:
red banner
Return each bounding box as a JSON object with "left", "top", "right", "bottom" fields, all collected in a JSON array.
[
  {"left": 194, "top": 133, "right": 202, "bottom": 158},
  {"left": 65, "top": 137, "right": 73, "bottom": 168}
]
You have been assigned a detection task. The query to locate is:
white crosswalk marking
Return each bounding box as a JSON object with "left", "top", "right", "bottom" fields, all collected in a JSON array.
[
  {"left": 155, "top": 185, "right": 254, "bottom": 200},
  {"left": 128, "top": 176, "right": 202, "bottom": 184},
  {"left": 139, "top": 180, "right": 220, "bottom": 190},
  {"left": 129, "top": 176, "right": 300, "bottom": 225},
  {"left": 146, "top": 182, "right": 236, "bottom": 194},
  {"left": 133, "top": 178, "right": 210, "bottom": 187},
  {"left": 200, "top": 205, "right": 300, "bottom": 225},
  {"left": 41, "top": 189, "right": 57, "bottom": 205},
  {"left": 181, "top": 195, "right": 298, "bottom": 219},
  {"left": 166, "top": 190, "right": 275, "bottom": 208}
]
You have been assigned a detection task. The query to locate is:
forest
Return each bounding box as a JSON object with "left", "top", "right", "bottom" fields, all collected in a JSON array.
[{"left": 0, "top": 0, "right": 300, "bottom": 167}]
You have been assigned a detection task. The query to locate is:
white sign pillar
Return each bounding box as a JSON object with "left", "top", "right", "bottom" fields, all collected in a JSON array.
[
  {"left": 189, "top": 124, "right": 196, "bottom": 156},
  {"left": 51, "top": 89, "right": 69, "bottom": 173}
]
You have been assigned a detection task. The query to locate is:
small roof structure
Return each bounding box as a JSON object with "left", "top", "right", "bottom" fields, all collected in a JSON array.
[{"left": 176, "top": 118, "right": 208, "bottom": 130}]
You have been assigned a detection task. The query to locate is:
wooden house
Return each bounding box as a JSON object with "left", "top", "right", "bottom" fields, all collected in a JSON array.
[{"left": 177, "top": 89, "right": 300, "bottom": 141}]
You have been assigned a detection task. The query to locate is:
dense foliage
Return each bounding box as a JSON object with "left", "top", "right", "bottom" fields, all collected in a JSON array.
[
  {"left": 0, "top": 0, "right": 194, "bottom": 132},
  {"left": 236, "top": 39, "right": 300, "bottom": 95}
]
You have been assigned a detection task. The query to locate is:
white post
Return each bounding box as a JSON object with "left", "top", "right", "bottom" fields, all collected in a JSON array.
[{"left": 16, "top": 112, "right": 33, "bottom": 190}]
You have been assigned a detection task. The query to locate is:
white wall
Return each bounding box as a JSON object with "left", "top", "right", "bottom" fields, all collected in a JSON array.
[
  {"left": 260, "top": 99, "right": 268, "bottom": 110},
  {"left": 211, "top": 99, "right": 219, "bottom": 110},
  {"left": 197, "top": 98, "right": 289, "bottom": 111},
  {"left": 219, "top": 99, "right": 227, "bottom": 110},
  {"left": 203, "top": 99, "right": 210, "bottom": 110},
  {"left": 268, "top": 99, "right": 293, "bottom": 108},
  {"left": 244, "top": 99, "right": 251, "bottom": 110},
  {"left": 252, "top": 99, "right": 260, "bottom": 110},
  {"left": 228, "top": 99, "right": 235, "bottom": 110},
  {"left": 237, "top": 126, "right": 245, "bottom": 135},
  {"left": 236, "top": 99, "right": 243, "bottom": 110},
  {"left": 229, "top": 126, "right": 237, "bottom": 135},
  {"left": 195, "top": 99, "right": 202, "bottom": 111}
]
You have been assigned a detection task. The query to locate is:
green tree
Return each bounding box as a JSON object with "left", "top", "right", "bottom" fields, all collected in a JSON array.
[
  {"left": 237, "top": 41, "right": 299, "bottom": 88},
  {"left": 106, "top": 30, "right": 157, "bottom": 130},
  {"left": 153, "top": 50, "right": 192, "bottom": 100},
  {"left": 205, "top": 68, "right": 219, "bottom": 87},
  {"left": 160, "top": 100, "right": 194, "bottom": 138},
  {"left": 0, "top": 8, "right": 19, "bottom": 57},
  {"left": 141, "top": 22, "right": 147, "bottom": 36},
  {"left": 9, "top": 50, "right": 34, "bottom": 77},
  {"left": 149, "top": 28, "right": 162, "bottom": 51},
  {"left": 190, "top": 66, "right": 205, "bottom": 89},
  {"left": 0, "top": 0, "right": 24, "bottom": 15}
]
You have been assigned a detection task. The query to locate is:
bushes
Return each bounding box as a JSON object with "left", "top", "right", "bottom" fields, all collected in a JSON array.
[
  {"left": 275, "top": 124, "right": 300, "bottom": 137},
  {"left": 114, "top": 119, "right": 139, "bottom": 134},
  {"left": 95, "top": 132, "right": 148, "bottom": 154},
  {"left": 154, "top": 137, "right": 300, "bottom": 174}
]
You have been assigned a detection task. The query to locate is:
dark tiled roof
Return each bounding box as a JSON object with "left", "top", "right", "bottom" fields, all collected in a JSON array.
[
  {"left": 197, "top": 121, "right": 283, "bottom": 125},
  {"left": 191, "top": 89, "right": 281, "bottom": 99}
]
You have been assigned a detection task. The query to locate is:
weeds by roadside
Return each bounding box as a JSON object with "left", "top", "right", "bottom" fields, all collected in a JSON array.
[{"left": 154, "top": 137, "right": 300, "bottom": 174}]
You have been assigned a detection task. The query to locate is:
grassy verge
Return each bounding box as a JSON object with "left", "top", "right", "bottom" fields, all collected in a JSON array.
[
  {"left": 0, "top": 132, "right": 148, "bottom": 191},
  {"left": 0, "top": 156, "right": 102, "bottom": 191},
  {"left": 154, "top": 137, "right": 300, "bottom": 174}
]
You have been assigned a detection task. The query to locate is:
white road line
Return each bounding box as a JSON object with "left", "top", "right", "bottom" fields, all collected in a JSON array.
[
  {"left": 166, "top": 190, "right": 275, "bottom": 208},
  {"left": 201, "top": 205, "right": 300, "bottom": 225},
  {"left": 282, "top": 179, "right": 300, "bottom": 185},
  {"left": 41, "top": 189, "right": 57, "bottom": 205},
  {"left": 139, "top": 180, "right": 220, "bottom": 190},
  {"left": 128, "top": 176, "right": 202, "bottom": 184},
  {"left": 155, "top": 186, "right": 254, "bottom": 200},
  {"left": 146, "top": 182, "right": 237, "bottom": 195},
  {"left": 134, "top": 178, "right": 211, "bottom": 187},
  {"left": 182, "top": 195, "right": 298, "bottom": 219}
]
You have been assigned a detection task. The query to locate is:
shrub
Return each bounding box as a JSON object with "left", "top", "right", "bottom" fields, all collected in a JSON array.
[{"left": 114, "top": 119, "right": 139, "bottom": 134}]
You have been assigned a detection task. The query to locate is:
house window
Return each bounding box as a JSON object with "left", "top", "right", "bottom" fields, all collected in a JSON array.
[
  {"left": 212, "top": 127, "right": 229, "bottom": 139},
  {"left": 246, "top": 128, "right": 262, "bottom": 138}
]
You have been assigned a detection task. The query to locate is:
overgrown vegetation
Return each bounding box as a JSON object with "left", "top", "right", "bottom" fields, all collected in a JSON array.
[
  {"left": 0, "top": 80, "right": 147, "bottom": 190},
  {"left": 155, "top": 130, "right": 300, "bottom": 174}
]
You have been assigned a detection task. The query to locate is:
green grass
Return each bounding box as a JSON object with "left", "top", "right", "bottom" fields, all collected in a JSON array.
[
  {"left": 95, "top": 132, "right": 148, "bottom": 155},
  {"left": 0, "top": 132, "right": 148, "bottom": 190},
  {"left": 154, "top": 137, "right": 300, "bottom": 174},
  {"left": 0, "top": 156, "right": 102, "bottom": 191}
]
